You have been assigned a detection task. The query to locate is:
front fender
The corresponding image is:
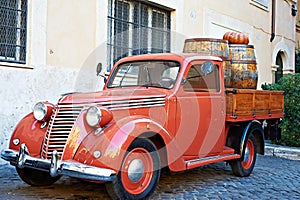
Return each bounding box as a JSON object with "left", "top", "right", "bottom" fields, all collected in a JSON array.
[
  {"left": 72, "top": 115, "right": 182, "bottom": 173},
  {"left": 8, "top": 113, "right": 46, "bottom": 157}
]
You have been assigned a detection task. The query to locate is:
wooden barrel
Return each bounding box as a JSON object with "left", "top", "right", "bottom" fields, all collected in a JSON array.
[
  {"left": 183, "top": 38, "right": 229, "bottom": 59},
  {"left": 230, "top": 61, "right": 258, "bottom": 89},
  {"left": 223, "top": 60, "right": 232, "bottom": 88},
  {"left": 229, "top": 44, "right": 256, "bottom": 61}
]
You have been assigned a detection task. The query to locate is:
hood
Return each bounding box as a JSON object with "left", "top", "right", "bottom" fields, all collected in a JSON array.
[{"left": 58, "top": 88, "right": 167, "bottom": 105}]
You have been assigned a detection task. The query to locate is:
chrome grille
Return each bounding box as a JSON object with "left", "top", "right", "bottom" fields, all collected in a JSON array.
[
  {"left": 101, "top": 96, "right": 166, "bottom": 110},
  {"left": 41, "top": 104, "right": 83, "bottom": 159}
]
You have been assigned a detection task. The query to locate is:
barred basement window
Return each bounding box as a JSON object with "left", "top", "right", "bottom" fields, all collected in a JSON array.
[
  {"left": 107, "top": 0, "right": 171, "bottom": 71},
  {"left": 0, "top": 0, "right": 27, "bottom": 64}
]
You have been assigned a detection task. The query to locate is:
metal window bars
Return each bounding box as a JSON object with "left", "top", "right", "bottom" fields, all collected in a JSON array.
[
  {"left": 0, "top": 0, "right": 27, "bottom": 64},
  {"left": 107, "top": 0, "right": 171, "bottom": 71}
]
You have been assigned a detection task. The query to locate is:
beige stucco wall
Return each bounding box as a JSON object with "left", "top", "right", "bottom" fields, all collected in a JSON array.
[
  {"left": 273, "top": 0, "right": 297, "bottom": 73},
  {"left": 44, "top": 0, "right": 297, "bottom": 82},
  {"left": 46, "top": 0, "right": 98, "bottom": 68},
  {"left": 296, "top": 0, "right": 300, "bottom": 49},
  {"left": 44, "top": 0, "right": 297, "bottom": 85}
]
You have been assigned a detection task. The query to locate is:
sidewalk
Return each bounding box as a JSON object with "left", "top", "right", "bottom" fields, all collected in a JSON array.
[{"left": 264, "top": 141, "right": 300, "bottom": 161}]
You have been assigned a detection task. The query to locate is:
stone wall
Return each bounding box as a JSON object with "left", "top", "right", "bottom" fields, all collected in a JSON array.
[{"left": 0, "top": 65, "right": 79, "bottom": 164}]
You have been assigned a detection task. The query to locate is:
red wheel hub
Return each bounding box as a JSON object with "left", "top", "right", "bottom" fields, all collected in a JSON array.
[
  {"left": 121, "top": 148, "right": 154, "bottom": 195},
  {"left": 242, "top": 139, "right": 254, "bottom": 170}
]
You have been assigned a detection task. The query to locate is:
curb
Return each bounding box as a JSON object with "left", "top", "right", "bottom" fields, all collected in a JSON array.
[{"left": 264, "top": 142, "right": 300, "bottom": 161}]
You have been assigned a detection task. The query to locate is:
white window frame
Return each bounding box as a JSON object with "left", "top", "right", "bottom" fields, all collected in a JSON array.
[{"left": 250, "top": 0, "right": 270, "bottom": 11}]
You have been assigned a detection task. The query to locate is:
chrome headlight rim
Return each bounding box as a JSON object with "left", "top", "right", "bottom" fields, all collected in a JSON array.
[
  {"left": 86, "top": 106, "right": 102, "bottom": 127},
  {"left": 33, "top": 102, "right": 48, "bottom": 121}
]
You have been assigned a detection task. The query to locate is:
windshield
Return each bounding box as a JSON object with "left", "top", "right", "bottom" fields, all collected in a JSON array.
[{"left": 108, "top": 60, "right": 180, "bottom": 89}]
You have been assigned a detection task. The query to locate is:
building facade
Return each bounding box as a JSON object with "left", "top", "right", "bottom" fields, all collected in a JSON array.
[{"left": 0, "top": 0, "right": 297, "bottom": 162}]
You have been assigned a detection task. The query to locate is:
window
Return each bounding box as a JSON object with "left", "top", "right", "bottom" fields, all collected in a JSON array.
[
  {"left": 275, "top": 52, "right": 283, "bottom": 83},
  {"left": 108, "top": 60, "right": 180, "bottom": 89},
  {"left": 0, "top": 0, "right": 27, "bottom": 64},
  {"left": 184, "top": 63, "right": 220, "bottom": 93},
  {"left": 107, "top": 0, "right": 171, "bottom": 71}
]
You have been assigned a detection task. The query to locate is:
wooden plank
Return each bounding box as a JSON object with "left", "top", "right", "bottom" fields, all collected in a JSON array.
[
  {"left": 225, "top": 89, "right": 284, "bottom": 120},
  {"left": 254, "top": 92, "right": 270, "bottom": 114}
]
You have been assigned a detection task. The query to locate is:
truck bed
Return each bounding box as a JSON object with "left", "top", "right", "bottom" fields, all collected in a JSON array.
[{"left": 225, "top": 88, "right": 284, "bottom": 122}]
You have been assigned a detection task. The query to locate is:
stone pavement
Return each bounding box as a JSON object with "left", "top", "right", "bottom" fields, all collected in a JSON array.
[{"left": 0, "top": 150, "right": 300, "bottom": 199}]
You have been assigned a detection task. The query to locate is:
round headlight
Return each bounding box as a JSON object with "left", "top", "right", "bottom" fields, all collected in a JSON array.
[
  {"left": 33, "top": 102, "right": 47, "bottom": 121},
  {"left": 86, "top": 106, "right": 102, "bottom": 127}
]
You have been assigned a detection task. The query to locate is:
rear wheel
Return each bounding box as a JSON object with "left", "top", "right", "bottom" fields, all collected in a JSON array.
[
  {"left": 230, "top": 134, "right": 257, "bottom": 177},
  {"left": 16, "top": 167, "right": 61, "bottom": 186},
  {"left": 106, "top": 138, "right": 161, "bottom": 199}
]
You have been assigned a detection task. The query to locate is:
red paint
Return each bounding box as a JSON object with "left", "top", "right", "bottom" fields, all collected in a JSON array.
[
  {"left": 242, "top": 139, "right": 255, "bottom": 170},
  {"left": 43, "top": 102, "right": 55, "bottom": 122},
  {"left": 99, "top": 107, "right": 113, "bottom": 127},
  {"left": 9, "top": 113, "right": 46, "bottom": 157},
  {"left": 121, "top": 147, "right": 154, "bottom": 194}
]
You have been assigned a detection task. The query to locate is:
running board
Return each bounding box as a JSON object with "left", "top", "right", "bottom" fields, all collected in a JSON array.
[{"left": 186, "top": 154, "right": 240, "bottom": 170}]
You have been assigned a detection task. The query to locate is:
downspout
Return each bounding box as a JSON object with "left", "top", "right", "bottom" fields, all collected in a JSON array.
[{"left": 270, "top": 0, "right": 276, "bottom": 42}]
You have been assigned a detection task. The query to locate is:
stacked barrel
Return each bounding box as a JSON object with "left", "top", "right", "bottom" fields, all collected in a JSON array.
[
  {"left": 183, "top": 32, "right": 258, "bottom": 89},
  {"left": 225, "top": 32, "right": 258, "bottom": 89}
]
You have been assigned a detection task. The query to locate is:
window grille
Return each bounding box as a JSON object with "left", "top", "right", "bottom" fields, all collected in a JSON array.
[
  {"left": 0, "top": 0, "right": 27, "bottom": 64},
  {"left": 107, "top": 0, "right": 171, "bottom": 71}
]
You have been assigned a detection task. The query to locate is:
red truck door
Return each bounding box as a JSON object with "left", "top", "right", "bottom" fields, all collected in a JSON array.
[{"left": 175, "top": 60, "right": 226, "bottom": 158}]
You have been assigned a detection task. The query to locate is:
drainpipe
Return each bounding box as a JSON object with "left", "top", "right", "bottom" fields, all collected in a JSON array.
[{"left": 270, "top": 0, "right": 276, "bottom": 42}]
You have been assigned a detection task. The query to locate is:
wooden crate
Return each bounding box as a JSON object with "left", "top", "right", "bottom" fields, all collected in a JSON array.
[{"left": 226, "top": 89, "right": 284, "bottom": 120}]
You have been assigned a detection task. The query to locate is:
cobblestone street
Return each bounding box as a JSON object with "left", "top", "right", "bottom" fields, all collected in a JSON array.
[{"left": 0, "top": 155, "right": 299, "bottom": 199}]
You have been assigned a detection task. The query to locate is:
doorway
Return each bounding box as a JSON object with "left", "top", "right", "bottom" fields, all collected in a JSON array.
[{"left": 275, "top": 51, "right": 284, "bottom": 83}]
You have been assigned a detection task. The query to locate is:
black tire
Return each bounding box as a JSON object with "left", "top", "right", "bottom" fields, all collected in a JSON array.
[
  {"left": 106, "top": 138, "right": 161, "bottom": 200},
  {"left": 230, "top": 134, "right": 257, "bottom": 177},
  {"left": 16, "top": 167, "right": 61, "bottom": 186}
]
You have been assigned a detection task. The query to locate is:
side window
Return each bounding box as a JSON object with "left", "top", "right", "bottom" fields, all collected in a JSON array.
[{"left": 183, "top": 63, "right": 220, "bottom": 92}]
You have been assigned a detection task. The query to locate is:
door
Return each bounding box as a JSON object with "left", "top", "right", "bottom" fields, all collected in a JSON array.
[{"left": 175, "top": 60, "right": 226, "bottom": 158}]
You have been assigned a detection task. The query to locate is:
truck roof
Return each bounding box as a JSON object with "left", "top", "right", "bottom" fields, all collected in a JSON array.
[{"left": 115, "top": 53, "right": 223, "bottom": 65}]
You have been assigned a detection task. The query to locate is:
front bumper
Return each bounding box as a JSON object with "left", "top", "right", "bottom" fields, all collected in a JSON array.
[{"left": 1, "top": 144, "right": 116, "bottom": 182}]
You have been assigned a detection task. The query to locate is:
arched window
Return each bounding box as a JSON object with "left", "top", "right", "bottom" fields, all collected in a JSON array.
[{"left": 275, "top": 52, "right": 283, "bottom": 83}]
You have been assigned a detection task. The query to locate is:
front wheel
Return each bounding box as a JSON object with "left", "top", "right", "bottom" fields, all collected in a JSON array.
[
  {"left": 106, "top": 138, "right": 161, "bottom": 200},
  {"left": 230, "top": 134, "right": 257, "bottom": 177},
  {"left": 16, "top": 167, "right": 61, "bottom": 186}
]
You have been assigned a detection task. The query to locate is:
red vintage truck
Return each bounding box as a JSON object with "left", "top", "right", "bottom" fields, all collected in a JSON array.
[{"left": 1, "top": 53, "right": 284, "bottom": 199}]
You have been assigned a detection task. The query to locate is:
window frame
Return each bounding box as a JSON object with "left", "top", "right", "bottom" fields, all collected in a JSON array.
[
  {"left": 0, "top": 0, "right": 28, "bottom": 64},
  {"left": 183, "top": 62, "right": 221, "bottom": 93},
  {"left": 107, "top": 60, "right": 180, "bottom": 89},
  {"left": 250, "top": 0, "right": 270, "bottom": 11},
  {"left": 107, "top": 0, "right": 171, "bottom": 71}
]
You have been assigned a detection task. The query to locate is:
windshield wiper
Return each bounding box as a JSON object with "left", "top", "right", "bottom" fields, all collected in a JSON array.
[
  {"left": 119, "top": 64, "right": 132, "bottom": 87},
  {"left": 145, "top": 65, "right": 152, "bottom": 88}
]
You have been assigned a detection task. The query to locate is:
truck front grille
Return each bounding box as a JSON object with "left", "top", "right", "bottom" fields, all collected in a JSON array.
[
  {"left": 41, "top": 95, "right": 166, "bottom": 159},
  {"left": 41, "top": 104, "right": 83, "bottom": 159}
]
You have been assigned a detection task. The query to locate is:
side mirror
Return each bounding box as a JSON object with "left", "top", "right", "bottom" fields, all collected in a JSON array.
[
  {"left": 96, "top": 63, "right": 107, "bottom": 83},
  {"left": 96, "top": 63, "right": 103, "bottom": 76},
  {"left": 181, "top": 78, "right": 187, "bottom": 85}
]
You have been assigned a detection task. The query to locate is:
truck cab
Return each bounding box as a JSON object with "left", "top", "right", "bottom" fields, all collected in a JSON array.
[
  {"left": 105, "top": 54, "right": 227, "bottom": 161},
  {"left": 1, "top": 53, "right": 283, "bottom": 199}
]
